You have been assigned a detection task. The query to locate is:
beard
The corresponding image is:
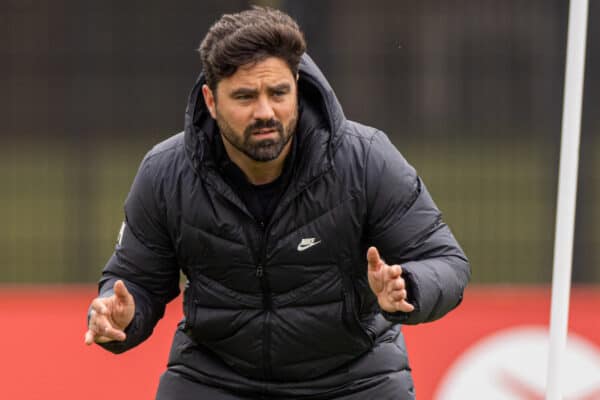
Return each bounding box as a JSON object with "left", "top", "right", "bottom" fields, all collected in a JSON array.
[{"left": 216, "top": 108, "right": 298, "bottom": 162}]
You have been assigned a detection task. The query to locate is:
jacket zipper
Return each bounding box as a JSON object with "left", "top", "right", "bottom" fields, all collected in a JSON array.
[{"left": 255, "top": 219, "right": 273, "bottom": 380}]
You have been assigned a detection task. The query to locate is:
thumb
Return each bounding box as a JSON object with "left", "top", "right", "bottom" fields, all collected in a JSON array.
[
  {"left": 367, "top": 246, "right": 383, "bottom": 271},
  {"left": 113, "top": 280, "right": 131, "bottom": 303}
]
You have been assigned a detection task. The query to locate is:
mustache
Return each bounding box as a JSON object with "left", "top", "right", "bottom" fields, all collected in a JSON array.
[{"left": 244, "top": 119, "right": 283, "bottom": 135}]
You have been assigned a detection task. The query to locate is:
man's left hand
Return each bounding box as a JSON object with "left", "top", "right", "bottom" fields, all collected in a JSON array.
[{"left": 367, "top": 246, "right": 415, "bottom": 313}]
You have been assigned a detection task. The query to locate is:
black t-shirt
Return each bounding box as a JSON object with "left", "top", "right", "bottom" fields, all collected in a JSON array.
[{"left": 214, "top": 134, "right": 295, "bottom": 226}]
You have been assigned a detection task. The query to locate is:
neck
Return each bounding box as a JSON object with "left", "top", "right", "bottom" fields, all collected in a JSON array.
[{"left": 222, "top": 138, "right": 293, "bottom": 185}]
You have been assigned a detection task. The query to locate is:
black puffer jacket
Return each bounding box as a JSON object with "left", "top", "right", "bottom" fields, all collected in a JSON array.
[{"left": 98, "top": 54, "right": 470, "bottom": 398}]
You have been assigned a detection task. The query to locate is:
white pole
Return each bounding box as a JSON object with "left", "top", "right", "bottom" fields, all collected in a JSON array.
[{"left": 546, "top": 0, "right": 588, "bottom": 399}]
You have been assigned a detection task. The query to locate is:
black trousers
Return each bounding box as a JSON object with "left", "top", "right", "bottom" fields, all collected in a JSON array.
[
  {"left": 156, "top": 370, "right": 250, "bottom": 400},
  {"left": 155, "top": 369, "right": 415, "bottom": 400}
]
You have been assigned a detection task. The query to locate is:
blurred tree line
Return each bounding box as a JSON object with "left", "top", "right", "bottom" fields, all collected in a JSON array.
[{"left": 1, "top": 0, "right": 598, "bottom": 283}]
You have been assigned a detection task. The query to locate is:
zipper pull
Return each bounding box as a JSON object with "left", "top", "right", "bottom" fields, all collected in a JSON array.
[{"left": 256, "top": 264, "right": 264, "bottom": 278}]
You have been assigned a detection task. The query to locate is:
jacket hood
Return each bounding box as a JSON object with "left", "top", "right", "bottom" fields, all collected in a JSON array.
[{"left": 183, "top": 53, "right": 346, "bottom": 171}]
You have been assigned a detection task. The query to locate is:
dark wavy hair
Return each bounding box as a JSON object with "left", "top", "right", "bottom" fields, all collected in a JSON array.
[{"left": 199, "top": 7, "right": 307, "bottom": 91}]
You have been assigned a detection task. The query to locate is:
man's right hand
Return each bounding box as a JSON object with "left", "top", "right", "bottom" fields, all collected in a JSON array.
[{"left": 84, "top": 280, "right": 135, "bottom": 345}]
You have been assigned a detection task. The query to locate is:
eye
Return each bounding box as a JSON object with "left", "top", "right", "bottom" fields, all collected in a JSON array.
[
  {"left": 235, "top": 94, "right": 253, "bottom": 100},
  {"left": 272, "top": 90, "right": 288, "bottom": 99}
]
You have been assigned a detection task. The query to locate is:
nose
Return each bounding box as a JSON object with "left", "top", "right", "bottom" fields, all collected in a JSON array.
[{"left": 252, "top": 95, "right": 275, "bottom": 121}]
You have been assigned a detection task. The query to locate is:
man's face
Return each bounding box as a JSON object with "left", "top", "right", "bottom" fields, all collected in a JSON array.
[{"left": 202, "top": 57, "right": 298, "bottom": 162}]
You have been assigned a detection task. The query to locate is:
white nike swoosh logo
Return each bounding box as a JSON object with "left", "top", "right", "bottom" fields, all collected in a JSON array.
[{"left": 297, "top": 239, "right": 321, "bottom": 252}]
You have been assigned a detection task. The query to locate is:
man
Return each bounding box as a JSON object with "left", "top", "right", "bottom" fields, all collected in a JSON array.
[{"left": 85, "top": 7, "right": 470, "bottom": 399}]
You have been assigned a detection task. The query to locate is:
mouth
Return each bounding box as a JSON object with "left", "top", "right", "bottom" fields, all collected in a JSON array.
[{"left": 251, "top": 128, "right": 277, "bottom": 137}]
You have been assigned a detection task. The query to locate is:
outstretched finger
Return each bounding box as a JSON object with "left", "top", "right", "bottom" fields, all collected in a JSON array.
[
  {"left": 388, "top": 288, "right": 408, "bottom": 303},
  {"left": 84, "top": 329, "right": 96, "bottom": 345},
  {"left": 393, "top": 299, "right": 415, "bottom": 313},
  {"left": 99, "top": 325, "right": 126, "bottom": 342},
  {"left": 367, "top": 247, "right": 383, "bottom": 271},
  {"left": 113, "top": 280, "right": 131, "bottom": 303},
  {"left": 85, "top": 323, "right": 126, "bottom": 344},
  {"left": 93, "top": 311, "right": 124, "bottom": 339},
  {"left": 385, "top": 264, "right": 403, "bottom": 280}
]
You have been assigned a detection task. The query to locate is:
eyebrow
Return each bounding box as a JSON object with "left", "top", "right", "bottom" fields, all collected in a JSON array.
[
  {"left": 229, "top": 83, "right": 292, "bottom": 98},
  {"left": 268, "top": 83, "right": 292, "bottom": 94},
  {"left": 230, "top": 87, "right": 258, "bottom": 98}
]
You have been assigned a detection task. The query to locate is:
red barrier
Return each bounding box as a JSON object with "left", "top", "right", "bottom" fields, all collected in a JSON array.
[
  {"left": 404, "top": 286, "right": 600, "bottom": 399},
  {"left": 1, "top": 286, "right": 598, "bottom": 399}
]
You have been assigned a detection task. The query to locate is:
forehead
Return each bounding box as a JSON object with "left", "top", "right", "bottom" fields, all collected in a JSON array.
[{"left": 219, "top": 57, "right": 295, "bottom": 90}]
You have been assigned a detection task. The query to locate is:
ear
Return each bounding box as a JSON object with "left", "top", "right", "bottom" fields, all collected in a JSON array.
[{"left": 202, "top": 84, "right": 217, "bottom": 119}]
